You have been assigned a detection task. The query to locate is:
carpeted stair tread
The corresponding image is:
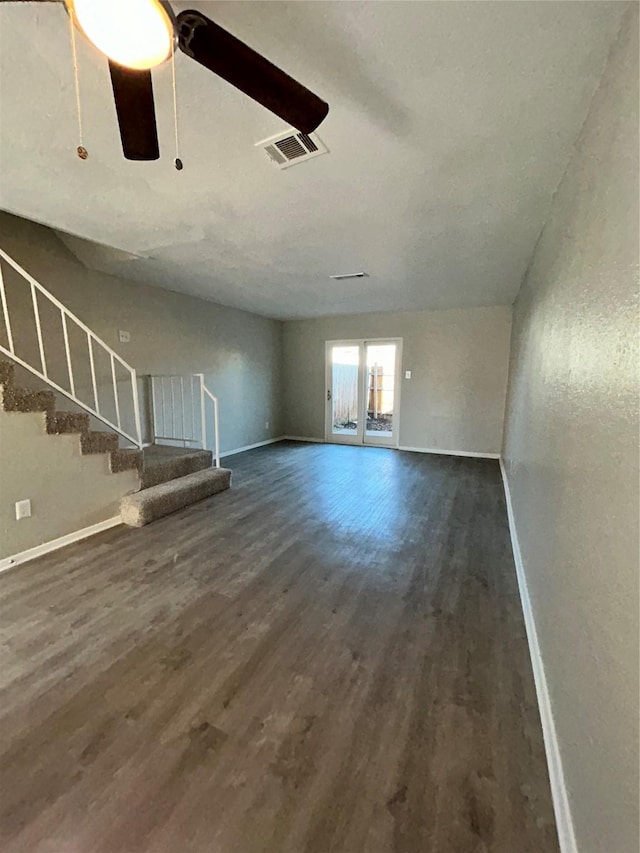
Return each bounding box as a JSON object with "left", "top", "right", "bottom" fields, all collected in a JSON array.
[
  {"left": 110, "top": 448, "right": 143, "bottom": 474},
  {"left": 0, "top": 360, "right": 14, "bottom": 386},
  {"left": 121, "top": 467, "right": 231, "bottom": 527},
  {"left": 141, "top": 448, "right": 213, "bottom": 489},
  {"left": 80, "top": 431, "right": 120, "bottom": 455},
  {"left": 2, "top": 385, "right": 56, "bottom": 413},
  {"left": 46, "top": 410, "right": 91, "bottom": 434}
]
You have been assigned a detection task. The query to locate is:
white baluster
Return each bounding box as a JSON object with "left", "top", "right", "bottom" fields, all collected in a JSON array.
[
  {"left": 0, "top": 262, "right": 14, "bottom": 354},
  {"left": 31, "top": 282, "right": 47, "bottom": 377}
]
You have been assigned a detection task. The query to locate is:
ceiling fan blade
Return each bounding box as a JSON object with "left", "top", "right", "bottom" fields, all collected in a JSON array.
[
  {"left": 108, "top": 61, "right": 159, "bottom": 161},
  {"left": 176, "top": 10, "right": 329, "bottom": 134}
]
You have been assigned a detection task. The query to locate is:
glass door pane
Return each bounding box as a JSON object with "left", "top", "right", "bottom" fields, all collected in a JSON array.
[
  {"left": 364, "top": 342, "right": 397, "bottom": 445},
  {"left": 330, "top": 344, "right": 360, "bottom": 439}
]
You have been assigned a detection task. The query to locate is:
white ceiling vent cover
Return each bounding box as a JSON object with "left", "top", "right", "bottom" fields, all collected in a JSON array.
[
  {"left": 329, "top": 272, "right": 369, "bottom": 280},
  {"left": 256, "top": 130, "right": 328, "bottom": 169}
]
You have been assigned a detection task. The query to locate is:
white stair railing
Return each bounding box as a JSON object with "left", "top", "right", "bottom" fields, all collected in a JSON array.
[
  {"left": 0, "top": 248, "right": 142, "bottom": 448},
  {"left": 150, "top": 373, "right": 220, "bottom": 468}
]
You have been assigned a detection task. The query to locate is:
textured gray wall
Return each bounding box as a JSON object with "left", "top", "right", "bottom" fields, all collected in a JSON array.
[
  {"left": 502, "top": 7, "right": 639, "bottom": 851},
  {"left": 0, "top": 405, "right": 138, "bottom": 559},
  {"left": 283, "top": 306, "right": 512, "bottom": 454}
]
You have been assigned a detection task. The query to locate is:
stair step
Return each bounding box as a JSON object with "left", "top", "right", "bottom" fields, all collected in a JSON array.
[
  {"left": 2, "top": 386, "right": 56, "bottom": 413},
  {"left": 46, "top": 410, "right": 90, "bottom": 435},
  {"left": 120, "top": 467, "right": 231, "bottom": 528},
  {"left": 141, "top": 448, "right": 213, "bottom": 489},
  {"left": 80, "top": 431, "right": 119, "bottom": 455},
  {"left": 0, "top": 359, "right": 14, "bottom": 387},
  {"left": 110, "top": 448, "right": 143, "bottom": 475}
]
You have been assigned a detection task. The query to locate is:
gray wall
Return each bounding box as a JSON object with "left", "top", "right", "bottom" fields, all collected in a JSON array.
[
  {"left": 0, "top": 405, "right": 138, "bottom": 560},
  {"left": 502, "top": 8, "right": 639, "bottom": 852},
  {"left": 0, "top": 212, "right": 285, "bottom": 453},
  {"left": 283, "top": 306, "right": 512, "bottom": 454}
]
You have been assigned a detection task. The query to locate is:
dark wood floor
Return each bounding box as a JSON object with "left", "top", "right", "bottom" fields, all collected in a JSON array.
[{"left": 0, "top": 441, "right": 559, "bottom": 853}]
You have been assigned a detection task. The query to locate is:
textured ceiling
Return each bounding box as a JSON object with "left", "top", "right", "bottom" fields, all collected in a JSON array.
[{"left": 0, "top": 1, "right": 626, "bottom": 318}]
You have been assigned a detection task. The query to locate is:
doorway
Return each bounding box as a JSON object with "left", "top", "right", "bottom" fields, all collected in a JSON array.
[{"left": 325, "top": 339, "right": 402, "bottom": 447}]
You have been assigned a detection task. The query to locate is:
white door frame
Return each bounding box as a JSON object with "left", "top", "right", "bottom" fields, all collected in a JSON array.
[{"left": 324, "top": 338, "right": 402, "bottom": 448}]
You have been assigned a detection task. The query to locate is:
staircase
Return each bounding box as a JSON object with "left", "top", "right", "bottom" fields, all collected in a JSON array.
[
  {"left": 0, "top": 246, "right": 231, "bottom": 537},
  {"left": 0, "top": 357, "right": 232, "bottom": 528},
  {"left": 0, "top": 359, "right": 141, "bottom": 475},
  {"left": 120, "top": 446, "right": 231, "bottom": 528}
]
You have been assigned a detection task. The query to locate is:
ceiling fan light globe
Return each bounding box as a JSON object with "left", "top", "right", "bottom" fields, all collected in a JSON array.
[{"left": 68, "top": 0, "right": 174, "bottom": 70}]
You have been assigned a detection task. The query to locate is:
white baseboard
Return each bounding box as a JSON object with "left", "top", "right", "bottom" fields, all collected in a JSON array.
[
  {"left": 0, "top": 516, "right": 122, "bottom": 574},
  {"left": 499, "top": 459, "right": 576, "bottom": 853},
  {"left": 282, "top": 435, "right": 325, "bottom": 443},
  {"left": 398, "top": 445, "right": 500, "bottom": 460},
  {"left": 219, "top": 436, "right": 286, "bottom": 458}
]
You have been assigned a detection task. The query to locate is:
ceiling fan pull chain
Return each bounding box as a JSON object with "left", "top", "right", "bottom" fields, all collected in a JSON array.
[
  {"left": 68, "top": 9, "right": 87, "bottom": 160},
  {"left": 171, "top": 40, "right": 182, "bottom": 171}
]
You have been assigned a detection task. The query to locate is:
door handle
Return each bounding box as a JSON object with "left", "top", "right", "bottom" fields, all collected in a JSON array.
[{"left": 327, "top": 389, "right": 332, "bottom": 401}]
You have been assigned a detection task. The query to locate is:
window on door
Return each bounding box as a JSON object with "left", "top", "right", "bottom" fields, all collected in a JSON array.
[
  {"left": 330, "top": 345, "right": 359, "bottom": 437},
  {"left": 365, "top": 343, "right": 396, "bottom": 439}
]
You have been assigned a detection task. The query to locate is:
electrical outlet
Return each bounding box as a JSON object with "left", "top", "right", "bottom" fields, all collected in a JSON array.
[
  {"left": 265, "top": 420, "right": 270, "bottom": 430},
  {"left": 118, "top": 330, "right": 131, "bottom": 343},
  {"left": 15, "top": 499, "right": 31, "bottom": 520},
  {"left": 404, "top": 370, "right": 412, "bottom": 379}
]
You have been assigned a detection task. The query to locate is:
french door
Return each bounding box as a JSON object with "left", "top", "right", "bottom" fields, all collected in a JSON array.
[{"left": 325, "top": 339, "right": 402, "bottom": 447}]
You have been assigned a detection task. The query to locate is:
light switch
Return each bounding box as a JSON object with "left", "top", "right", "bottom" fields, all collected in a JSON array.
[
  {"left": 404, "top": 370, "right": 412, "bottom": 380},
  {"left": 118, "top": 330, "right": 131, "bottom": 343}
]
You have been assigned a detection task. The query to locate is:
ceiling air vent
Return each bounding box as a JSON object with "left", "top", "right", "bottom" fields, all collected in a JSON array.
[
  {"left": 256, "top": 130, "right": 328, "bottom": 169},
  {"left": 329, "top": 272, "right": 369, "bottom": 281}
]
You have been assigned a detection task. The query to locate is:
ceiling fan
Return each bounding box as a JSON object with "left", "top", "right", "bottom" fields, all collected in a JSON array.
[{"left": 6, "top": 0, "right": 329, "bottom": 162}]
